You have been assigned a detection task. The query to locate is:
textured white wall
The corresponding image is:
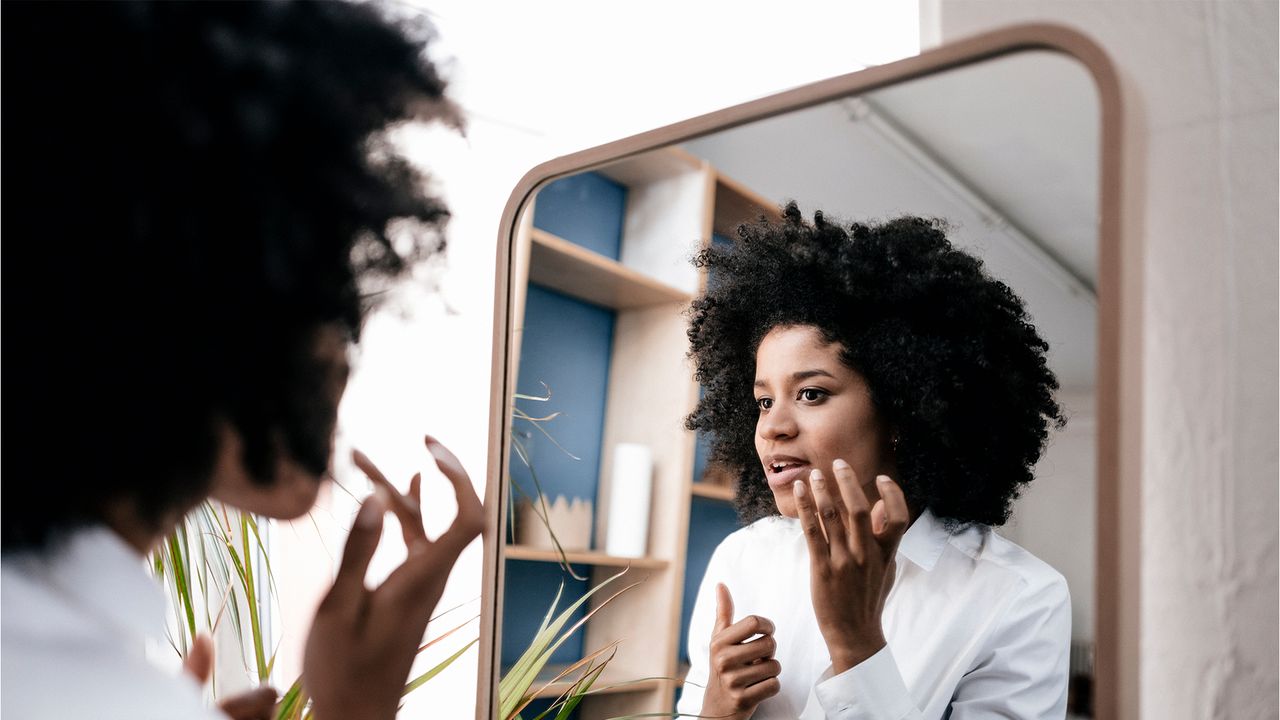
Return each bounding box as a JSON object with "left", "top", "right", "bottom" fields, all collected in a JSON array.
[{"left": 938, "top": 3, "right": 1278, "bottom": 718}]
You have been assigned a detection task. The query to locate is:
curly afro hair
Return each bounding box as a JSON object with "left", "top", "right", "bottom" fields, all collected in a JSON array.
[
  {"left": 3, "top": 1, "right": 459, "bottom": 552},
  {"left": 686, "top": 203, "right": 1064, "bottom": 528}
]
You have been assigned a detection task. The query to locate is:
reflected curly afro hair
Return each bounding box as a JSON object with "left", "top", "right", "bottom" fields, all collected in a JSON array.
[
  {"left": 686, "top": 203, "right": 1063, "bottom": 527},
  {"left": 3, "top": 1, "right": 459, "bottom": 551}
]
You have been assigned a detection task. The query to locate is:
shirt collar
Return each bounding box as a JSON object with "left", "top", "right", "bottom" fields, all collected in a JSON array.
[
  {"left": 40, "top": 525, "right": 169, "bottom": 643},
  {"left": 896, "top": 508, "right": 950, "bottom": 571}
]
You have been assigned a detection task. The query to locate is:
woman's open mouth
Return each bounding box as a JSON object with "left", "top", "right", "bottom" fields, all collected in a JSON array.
[{"left": 765, "top": 457, "right": 810, "bottom": 491}]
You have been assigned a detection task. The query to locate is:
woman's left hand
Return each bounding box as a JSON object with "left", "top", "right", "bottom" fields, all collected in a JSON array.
[{"left": 793, "top": 459, "right": 909, "bottom": 674}]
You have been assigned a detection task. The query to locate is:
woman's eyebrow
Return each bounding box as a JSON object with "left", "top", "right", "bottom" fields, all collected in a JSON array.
[
  {"left": 753, "top": 369, "right": 837, "bottom": 388},
  {"left": 792, "top": 369, "right": 837, "bottom": 382}
]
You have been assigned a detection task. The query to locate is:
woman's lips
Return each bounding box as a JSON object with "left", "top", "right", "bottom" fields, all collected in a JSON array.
[{"left": 766, "top": 463, "right": 810, "bottom": 491}]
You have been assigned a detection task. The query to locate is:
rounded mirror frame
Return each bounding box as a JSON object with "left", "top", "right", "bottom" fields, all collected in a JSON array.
[{"left": 479, "top": 23, "right": 1136, "bottom": 720}]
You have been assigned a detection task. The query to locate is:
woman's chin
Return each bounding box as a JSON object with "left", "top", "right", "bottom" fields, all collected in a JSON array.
[
  {"left": 211, "top": 463, "right": 324, "bottom": 520},
  {"left": 773, "top": 492, "right": 800, "bottom": 519}
]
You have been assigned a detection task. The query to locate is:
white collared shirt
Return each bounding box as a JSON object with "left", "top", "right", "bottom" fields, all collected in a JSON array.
[
  {"left": 676, "top": 509, "right": 1070, "bottom": 719},
  {"left": 1, "top": 526, "right": 225, "bottom": 719}
]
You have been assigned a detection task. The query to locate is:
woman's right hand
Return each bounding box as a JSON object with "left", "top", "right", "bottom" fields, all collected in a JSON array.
[
  {"left": 302, "top": 436, "right": 484, "bottom": 720},
  {"left": 700, "top": 583, "right": 781, "bottom": 720}
]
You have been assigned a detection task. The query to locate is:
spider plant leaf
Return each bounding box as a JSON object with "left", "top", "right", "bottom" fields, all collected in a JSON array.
[
  {"left": 416, "top": 614, "right": 479, "bottom": 653},
  {"left": 167, "top": 533, "right": 198, "bottom": 643},
  {"left": 498, "top": 569, "right": 635, "bottom": 719},
  {"left": 551, "top": 654, "right": 611, "bottom": 720},
  {"left": 244, "top": 512, "right": 280, "bottom": 600},
  {"left": 515, "top": 410, "right": 581, "bottom": 461},
  {"left": 518, "top": 642, "right": 619, "bottom": 720},
  {"left": 240, "top": 513, "right": 269, "bottom": 681},
  {"left": 402, "top": 637, "right": 479, "bottom": 695},
  {"left": 273, "top": 675, "right": 306, "bottom": 720}
]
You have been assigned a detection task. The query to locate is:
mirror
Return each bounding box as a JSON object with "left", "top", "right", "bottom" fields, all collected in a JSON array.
[{"left": 482, "top": 28, "right": 1122, "bottom": 720}]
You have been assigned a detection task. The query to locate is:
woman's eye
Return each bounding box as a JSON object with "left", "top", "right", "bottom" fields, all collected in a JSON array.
[
  {"left": 756, "top": 397, "right": 773, "bottom": 411},
  {"left": 799, "top": 387, "right": 828, "bottom": 402}
]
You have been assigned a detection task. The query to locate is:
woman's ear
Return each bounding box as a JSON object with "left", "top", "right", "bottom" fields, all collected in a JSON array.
[{"left": 208, "top": 420, "right": 324, "bottom": 520}]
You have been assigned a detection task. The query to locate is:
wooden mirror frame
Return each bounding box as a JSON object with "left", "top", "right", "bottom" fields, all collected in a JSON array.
[{"left": 479, "top": 23, "right": 1137, "bottom": 720}]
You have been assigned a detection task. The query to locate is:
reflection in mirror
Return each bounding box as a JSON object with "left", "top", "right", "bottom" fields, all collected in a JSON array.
[{"left": 498, "top": 50, "right": 1098, "bottom": 720}]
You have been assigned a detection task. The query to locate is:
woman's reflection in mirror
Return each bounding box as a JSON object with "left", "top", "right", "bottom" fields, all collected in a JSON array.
[{"left": 679, "top": 203, "right": 1070, "bottom": 720}]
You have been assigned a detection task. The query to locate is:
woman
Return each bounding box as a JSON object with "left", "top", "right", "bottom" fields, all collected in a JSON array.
[
  {"left": 2, "top": 3, "right": 480, "bottom": 719},
  {"left": 676, "top": 205, "right": 1071, "bottom": 719}
]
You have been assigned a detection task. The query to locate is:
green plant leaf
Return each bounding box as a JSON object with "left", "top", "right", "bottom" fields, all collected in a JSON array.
[
  {"left": 499, "top": 569, "right": 638, "bottom": 720},
  {"left": 403, "top": 637, "right": 479, "bottom": 695}
]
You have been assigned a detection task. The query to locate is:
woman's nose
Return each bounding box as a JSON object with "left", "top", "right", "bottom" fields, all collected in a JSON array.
[{"left": 758, "top": 403, "right": 798, "bottom": 440}]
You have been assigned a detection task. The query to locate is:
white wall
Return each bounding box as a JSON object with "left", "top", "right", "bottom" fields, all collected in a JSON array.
[{"left": 937, "top": 3, "right": 1278, "bottom": 718}]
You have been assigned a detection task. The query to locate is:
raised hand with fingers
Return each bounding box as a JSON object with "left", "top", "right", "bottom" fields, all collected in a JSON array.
[
  {"left": 699, "top": 583, "right": 782, "bottom": 720},
  {"left": 303, "top": 435, "right": 485, "bottom": 720},
  {"left": 792, "top": 459, "right": 909, "bottom": 674}
]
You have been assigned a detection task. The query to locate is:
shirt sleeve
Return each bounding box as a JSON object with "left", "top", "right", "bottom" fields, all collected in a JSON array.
[
  {"left": 805, "top": 573, "right": 1071, "bottom": 720},
  {"left": 674, "top": 537, "right": 731, "bottom": 718}
]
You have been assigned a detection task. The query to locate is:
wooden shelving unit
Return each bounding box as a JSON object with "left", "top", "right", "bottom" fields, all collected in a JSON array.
[{"left": 503, "top": 145, "right": 780, "bottom": 719}]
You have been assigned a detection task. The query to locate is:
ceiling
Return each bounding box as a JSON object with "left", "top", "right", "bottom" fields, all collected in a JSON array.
[{"left": 682, "top": 50, "right": 1100, "bottom": 389}]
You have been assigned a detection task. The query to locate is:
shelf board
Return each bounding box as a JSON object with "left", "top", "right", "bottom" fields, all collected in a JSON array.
[
  {"left": 712, "top": 172, "right": 783, "bottom": 238},
  {"left": 528, "top": 228, "right": 691, "bottom": 310},
  {"left": 690, "top": 482, "right": 735, "bottom": 502},
  {"left": 505, "top": 544, "right": 669, "bottom": 570},
  {"left": 516, "top": 664, "right": 666, "bottom": 699}
]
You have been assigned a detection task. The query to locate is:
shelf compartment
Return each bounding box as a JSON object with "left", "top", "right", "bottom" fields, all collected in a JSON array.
[
  {"left": 505, "top": 544, "right": 669, "bottom": 570},
  {"left": 528, "top": 228, "right": 691, "bottom": 310},
  {"left": 712, "top": 173, "right": 782, "bottom": 238},
  {"left": 689, "top": 482, "right": 734, "bottom": 502}
]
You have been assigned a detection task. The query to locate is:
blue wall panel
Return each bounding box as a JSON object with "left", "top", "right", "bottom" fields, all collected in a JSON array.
[
  {"left": 692, "top": 431, "right": 713, "bottom": 483},
  {"left": 511, "top": 284, "right": 615, "bottom": 522},
  {"left": 514, "top": 697, "right": 576, "bottom": 720},
  {"left": 501, "top": 560, "right": 592, "bottom": 669},
  {"left": 504, "top": 283, "right": 616, "bottom": 669},
  {"left": 533, "top": 173, "right": 627, "bottom": 260},
  {"left": 677, "top": 497, "right": 741, "bottom": 665}
]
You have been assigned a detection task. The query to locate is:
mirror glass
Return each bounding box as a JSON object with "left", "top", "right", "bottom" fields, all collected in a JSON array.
[{"left": 497, "top": 50, "right": 1099, "bottom": 720}]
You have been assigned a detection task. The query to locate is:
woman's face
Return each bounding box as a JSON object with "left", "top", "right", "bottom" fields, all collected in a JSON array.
[{"left": 753, "top": 324, "right": 893, "bottom": 518}]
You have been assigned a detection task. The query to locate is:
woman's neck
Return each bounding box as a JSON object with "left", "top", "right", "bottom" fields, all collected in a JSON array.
[{"left": 101, "top": 498, "right": 187, "bottom": 556}]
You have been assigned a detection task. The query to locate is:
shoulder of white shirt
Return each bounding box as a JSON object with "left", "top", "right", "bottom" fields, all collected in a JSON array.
[{"left": 721, "top": 509, "right": 1067, "bottom": 597}]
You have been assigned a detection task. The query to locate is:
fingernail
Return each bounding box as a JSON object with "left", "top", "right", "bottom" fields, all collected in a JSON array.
[
  {"left": 876, "top": 475, "right": 892, "bottom": 485},
  {"left": 809, "top": 468, "right": 823, "bottom": 486},
  {"left": 424, "top": 434, "right": 439, "bottom": 447},
  {"left": 832, "top": 458, "right": 850, "bottom": 470},
  {"left": 355, "top": 494, "right": 384, "bottom": 529},
  {"left": 794, "top": 480, "right": 807, "bottom": 497}
]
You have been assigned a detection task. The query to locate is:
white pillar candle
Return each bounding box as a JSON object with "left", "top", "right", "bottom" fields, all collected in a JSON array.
[{"left": 604, "top": 443, "right": 654, "bottom": 558}]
